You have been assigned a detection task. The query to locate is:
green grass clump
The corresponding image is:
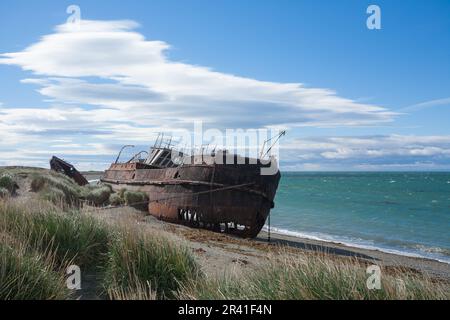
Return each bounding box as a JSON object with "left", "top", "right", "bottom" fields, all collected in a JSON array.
[
  {"left": 30, "top": 171, "right": 112, "bottom": 207},
  {"left": 31, "top": 173, "right": 82, "bottom": 206},
  {"left": 109, "top": 193, "right": 124, "bottom": 206},
  {"left": 0, "top": 174, "right": 18, "bottom": 195},
  {"left": 0, "top": 187, "right": 10, "bottom": 198},
  {"left": 85, "top": 186, "right": 112, "bottom": 206},
  {"left": 39, "top": 186, "right": 66, "bottom": 205},
  {"left": 104, "top": 227, "right": 200, "bottom": 299},
  {"left": 179, "top": 252, "right": 450, "bottom": 300},
  {"left": 0, "top": 242, "right": 70, "bottom": 300},
  {"left": 124, "top": 191, "right": 148, "bottom": 206},
  {"left": 30, "top": 175, "right": 47, "bottom": 192},
  {"left": 0, "top": 201, "right": 111, "bottom": 268}
]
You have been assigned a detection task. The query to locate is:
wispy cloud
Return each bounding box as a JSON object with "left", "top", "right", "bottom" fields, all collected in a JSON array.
[{"left": 400, "top": 97, "right": 450, "bottom": 112}]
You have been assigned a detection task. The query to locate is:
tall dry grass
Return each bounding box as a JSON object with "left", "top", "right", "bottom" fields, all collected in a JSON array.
[
  {"left": 0, "top": 241, "right": 70, "bottom": 300},
  {"left": 0, "top": 187, "right": 199, "bottom": 300},
  {"left": 0, "top": 200, "right": 111, "bottom": 268},
  {"left": 103, "top": 224, "right": 200, "bottom": 299},
  {"left": 178, "top": 250, "right": 450, "bottom": 300},
  {"left": 0, "top": 212, "right": 71, "bottom": 300}
]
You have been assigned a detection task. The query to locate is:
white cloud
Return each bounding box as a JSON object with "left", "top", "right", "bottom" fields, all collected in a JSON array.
[
  {"left": 400, "top": 97, "right": 450, "bottom": 112},
  {"left": 0, "top": 19, "right": 396, "bottom": 130},
  {"left": 281, "top": 135, "right": 450, "bottom": 170}
]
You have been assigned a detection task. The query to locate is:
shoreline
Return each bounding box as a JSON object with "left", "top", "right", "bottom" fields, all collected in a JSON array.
[
  {"left": 260, "top": 226, "right": 450, "bottom": 265},
  {"left": 255, "top": 229, "right": 450, "bottom": 280}
]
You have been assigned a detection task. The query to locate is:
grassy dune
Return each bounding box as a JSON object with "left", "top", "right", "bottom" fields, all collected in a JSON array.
[
  {"left": 0, "top": 167, "right": 449, "bottom": 300},
  {"left": 0, "top": 199, "right": 199, "bottom": 300}
]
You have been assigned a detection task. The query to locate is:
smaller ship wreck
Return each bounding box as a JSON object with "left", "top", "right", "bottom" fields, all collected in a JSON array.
[{"left": 50, "top": 156, "right": 88, "bottom": 186}]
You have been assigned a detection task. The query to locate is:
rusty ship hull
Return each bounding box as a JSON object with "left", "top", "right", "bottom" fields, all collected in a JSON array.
[{"left": 101, "top": 159, "right": 280, "bottom": 238}]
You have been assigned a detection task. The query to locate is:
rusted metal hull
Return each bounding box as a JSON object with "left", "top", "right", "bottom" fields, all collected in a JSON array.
[
  {"left": 50, "top": 156, "right": 89, "bottom": 186},
  {"left": 101, "top": 161, "right": 280, "bottom": 238}
]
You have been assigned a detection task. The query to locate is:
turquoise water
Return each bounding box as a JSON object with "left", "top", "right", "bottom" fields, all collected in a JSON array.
[{"left": 269, "top": 172, "right": 450, "bottom": 263}]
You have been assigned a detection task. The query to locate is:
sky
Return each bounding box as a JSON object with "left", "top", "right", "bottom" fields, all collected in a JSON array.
[{"left": 0, "top": 0, "right": 449, "bottom": 171}]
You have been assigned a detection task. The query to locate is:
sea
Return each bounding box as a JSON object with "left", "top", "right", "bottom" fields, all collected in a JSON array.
[{"left": 266, "top": 172, "right": 450, "bottom": 264}]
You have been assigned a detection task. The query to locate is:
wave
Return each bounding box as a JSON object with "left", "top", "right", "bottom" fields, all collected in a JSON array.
[{"left": 261, "top": 225, "right": 450, "bottom": 264}]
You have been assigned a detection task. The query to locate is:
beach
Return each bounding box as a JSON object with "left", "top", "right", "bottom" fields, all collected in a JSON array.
[{"left": 91, "top": 204, "right": 450, "bottom": 281}]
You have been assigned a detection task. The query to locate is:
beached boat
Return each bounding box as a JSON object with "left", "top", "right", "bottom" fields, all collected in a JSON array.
[
  {"left": 100, "top": 135, "right": 282, "bottom": 238},
  {"left": 50, "top": 156, "right": 89, "bottom": 186}
]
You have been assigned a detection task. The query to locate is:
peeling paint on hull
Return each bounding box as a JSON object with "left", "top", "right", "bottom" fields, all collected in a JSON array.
[{"left": 101, "top": 161, "right": 280, "bottom": 238}]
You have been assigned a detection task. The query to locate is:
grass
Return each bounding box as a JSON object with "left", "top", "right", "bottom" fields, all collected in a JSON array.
[
  {"left": 106, "top": 276, "right": 157, "bottom": 300},
  {"left": 85, "top": 186, "right": 112, "bottom": 206},
  {"left": 0, "top": 188, "right": 10, "bottom": 198},
  {"left": 109, "top": 193, "right": 124, "bottom": 206},
  {"left": 178, "top": 250, "right": 450, "bottom": 300},
  {"left": 0, "top": 241, "right": 70, "bottom": 300},
  {"left": 0, "top": 200, "right": 111, "bottom": 268},
  {"left": 0, "top": 174, "right": 198, "bottom": 300},
  {"left": 30, "top": 171, "right": 112, "bottom": 207},
  {"left": 0, "top": 174, "right": 18, "bottom": 195},
  {"left": 103, "top": 225, "right": 200, "bottom": 299},
  {"left": 124, "top": 190, "right": 149, "bottom": 206},
  {"left": 107, "top": 189, "right": 148, "bottom": 208}
]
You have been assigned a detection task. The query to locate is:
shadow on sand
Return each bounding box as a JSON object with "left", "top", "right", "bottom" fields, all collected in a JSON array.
[{"left": 255, "top": 233, "right": 378, "bottom": 261}]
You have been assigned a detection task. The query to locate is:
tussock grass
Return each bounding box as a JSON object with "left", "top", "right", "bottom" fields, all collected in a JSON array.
[
  {"left": 0, "top": 196, "right": 199, "bottom": 300},
  {"left": 30, "top": 173, "right": 83, "bottom": 206},
  {"left": 103, "top": 225, "right": 200, "bottom": 299},
  {"left": 0, "top": 241, "right": 70, "bottom": 300},
  {"left": 0, "top": 174, "right": 18, "bottom": 195},
  {"left": 0, "top": 187, "right": 10, "bottom": 198},
  {"left": 85, "top": 186, "right": 112, "bottom": 206},
  {"left": 107, "top": 276, "right": 157, "bottom": 300},
  {"left": 108, "top": 189, "right": 147, "bottom": 208},
  {"left": 39, "top": 186, "right": 66, "bottom": 205},
  {"left": 29, "top": 171, "right": 111, "bottom": 207},
  {"left": 124, "top": 190, "right": 148, "bottom": 205},
  {"left": 109, "top": 193, "right": 124, "bottom": 206},
  {"left": 178, "top": 250, "right": 450, "bottom": 300},
  {"left": 0, "top": 200, "right": 110, "bottom": 268}
]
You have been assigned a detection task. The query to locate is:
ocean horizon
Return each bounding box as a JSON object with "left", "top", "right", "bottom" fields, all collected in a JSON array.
[{"left": 267, "top": 171, "right": 450, "bottom": 264}]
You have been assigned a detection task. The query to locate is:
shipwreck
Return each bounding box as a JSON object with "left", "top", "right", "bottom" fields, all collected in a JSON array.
[{"left": 101, "top": 133, "right": 283, "bottom": 238}]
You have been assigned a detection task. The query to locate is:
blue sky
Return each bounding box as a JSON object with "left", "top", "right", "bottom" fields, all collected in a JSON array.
[{"left": 1, "top": 0, "right": 450, "bottom": 170}]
